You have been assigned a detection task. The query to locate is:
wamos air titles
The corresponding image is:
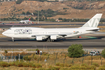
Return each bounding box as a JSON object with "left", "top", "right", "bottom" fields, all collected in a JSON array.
[{"left": 2, "top": 14, "right": 102, "bottom": 42}]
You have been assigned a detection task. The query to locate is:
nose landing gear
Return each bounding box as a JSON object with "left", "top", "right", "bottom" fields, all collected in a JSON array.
[{"left": 12, "top": 37, "right": 15, "bottom": 42}]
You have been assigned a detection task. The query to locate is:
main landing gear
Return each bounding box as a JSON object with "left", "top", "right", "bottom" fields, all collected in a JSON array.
[{"left": 46, "top": 37, "right": 54, "bottom": 42}]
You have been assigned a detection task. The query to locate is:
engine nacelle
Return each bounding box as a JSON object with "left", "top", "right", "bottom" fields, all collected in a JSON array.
[
  {"left": 36, "top": 36, "right": 47, "bottom": 41},
  {"left": 50, "top": 35, "right": 57, "bottom": 40},
  {"left": 36, "top": 36, "right": 42, "bottom": 41}
]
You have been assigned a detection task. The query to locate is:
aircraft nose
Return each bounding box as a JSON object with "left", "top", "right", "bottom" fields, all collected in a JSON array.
[
  {"left": 2, "top": 31, "right": 8, "bottom": 36},
  {"left": 2, "top": 29, "right": 12, "bottom": 37},
  {"left": 2, "top": 31, "right": 6, "bottom": 35}
]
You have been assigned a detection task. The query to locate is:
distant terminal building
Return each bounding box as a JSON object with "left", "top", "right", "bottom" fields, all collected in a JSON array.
[{"left": 0, "top": 0, "right": 17, "bottom": 2}]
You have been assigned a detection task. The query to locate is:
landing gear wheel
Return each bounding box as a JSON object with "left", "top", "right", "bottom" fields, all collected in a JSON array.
[
  {"left": 46, "top": 36, "right": 55, "bottom": 42},
  {"left": 47, "top": 38, "right": 51, "bottom": 42}
]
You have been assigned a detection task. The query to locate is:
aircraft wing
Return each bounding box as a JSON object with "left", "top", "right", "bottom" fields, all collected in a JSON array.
[
  {"left": 31, "top": 31, "right": 79, "bottom": 37},
  {"left": 31, "top": 31, "right": 79, "bottom": 40}
]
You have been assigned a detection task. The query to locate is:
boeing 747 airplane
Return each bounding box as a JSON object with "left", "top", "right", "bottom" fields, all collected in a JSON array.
[{"left": 2, "top": 14, "right": 102, "bottom": 42}]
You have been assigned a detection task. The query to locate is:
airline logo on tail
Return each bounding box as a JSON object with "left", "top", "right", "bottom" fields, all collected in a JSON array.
[
  {"left": 82, "top": 14, "right": 102, "bottom": 27},
  {"left": 88, "top": 18, "right": 100, "bottom": 27}
]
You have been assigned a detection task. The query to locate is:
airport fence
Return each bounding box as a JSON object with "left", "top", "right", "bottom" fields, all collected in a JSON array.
[
  {"left": 0, "top": 48, "right": 103, "bottom": 69},
  {"left": 0, "top": 53, "right": 103, "bottom": 64},
  {"left": 0, "top": 48, "right": 103, "bottom": 65}
]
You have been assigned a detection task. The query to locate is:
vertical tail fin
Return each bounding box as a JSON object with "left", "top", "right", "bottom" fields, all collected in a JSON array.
[{"left": 82, "top": 13, "right": 102, "bottom": 27}]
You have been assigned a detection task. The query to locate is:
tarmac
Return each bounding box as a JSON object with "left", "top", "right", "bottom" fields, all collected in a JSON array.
[
  {"left": 0, "top": 23, "right": 105, "bottom": 28},
  {"left": 0, "top": 37, "right": 105, "bottom": 50}
]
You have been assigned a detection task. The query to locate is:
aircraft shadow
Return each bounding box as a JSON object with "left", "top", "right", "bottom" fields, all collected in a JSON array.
[
  {"left": 6, "top": 38, "right": 99, "bottom": 42},
  {"left": 54, "top": 38, "right": 99, "bottom": 42}
]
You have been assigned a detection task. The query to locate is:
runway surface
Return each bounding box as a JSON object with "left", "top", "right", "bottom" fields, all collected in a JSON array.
[
  {"left": 0, "top": 23, "right": 105, "bottom": 28},
  {"left": 0, "top": 37, "right": 105, "bottom": 49}
]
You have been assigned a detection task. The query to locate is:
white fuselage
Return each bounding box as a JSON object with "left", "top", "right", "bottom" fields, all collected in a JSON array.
[{"left": 2, "top": 27, "right": 98, "bottom": 39}]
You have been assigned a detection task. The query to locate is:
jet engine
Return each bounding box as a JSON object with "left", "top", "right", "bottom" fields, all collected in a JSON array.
[
  {"left": 36, "top": 36, "right": 47, "bottom": 41},
  {"left": 50, "top": 35, "right": 57, "bottom": 40}
]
